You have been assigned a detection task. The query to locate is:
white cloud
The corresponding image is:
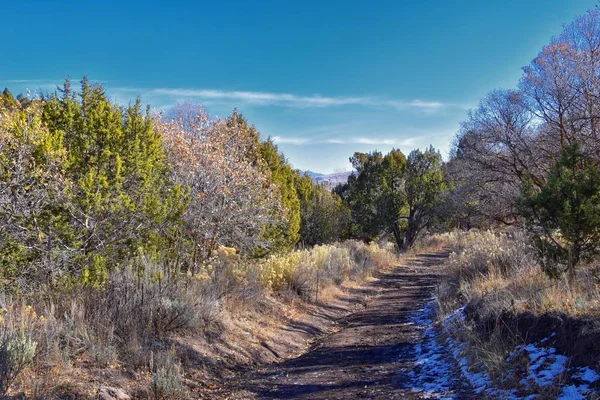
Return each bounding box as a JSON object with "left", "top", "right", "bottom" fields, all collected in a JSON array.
[
  {"left": 354, "top": 137, "right": 397, "bottom": 145},
  {"left": 271, "top": 136, "right": 422, "bottom": 147},
  {"left": 5, "top": 79, "right": 44, "bottom": 83},
  {"left": 148, "top": 87, "right": 454, "bottom": 111},
  {"left": 407, "top": 100, "right": 445, "bottom": 109},
  {"left": 4, "top": 79, "right": 461, "bottom": 113},
  {"left": 322, "top": 137, "right": 419, "bottom": 146},
  {"left": 150, "top": 88, "right": 367, "bottom": 108},
  {"left": 272, "top": 136, "right": 310, "bottom": 145}
]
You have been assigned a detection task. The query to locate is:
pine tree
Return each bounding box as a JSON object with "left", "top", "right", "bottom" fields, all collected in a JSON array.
[
  {"left": 521, "top": 143, "right": 600, "bottom": 281},
  {"left": 259, "top": 139, "right": 301, "bottom": 251},
  {"left": 1, "top": 88, "right": 19, "bottom": 110},
  {"left": 37, "top": 78, "right": 187, "bottom": 286}
]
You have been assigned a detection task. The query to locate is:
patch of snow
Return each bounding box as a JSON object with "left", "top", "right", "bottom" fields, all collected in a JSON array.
[
  {"left": 404, "top": 300, "right": 600, "bottom": 399},
  {"left": 509, "top": 343, "right": 568, "bottom": 387},
  {"left": 403, "top": 299, "right": 466, "bottom": 399},
  {"left": 559, "top": 384, "right": 590, "bottom": 399},
  {"left": 572, "top": 366, "right": 600, "bottom": 384}
]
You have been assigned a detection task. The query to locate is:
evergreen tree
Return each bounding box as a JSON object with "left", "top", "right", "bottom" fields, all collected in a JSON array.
[
  {"left": 403, "top": 146, "right": 446, "bottom": 249},
  {"left": 521, "top": 144, "right": 600, "bottom": 281},
  {"left": 337, "top": 149, "right": 409, "bottom": 246},
  {"left": 259, "top": 139, "right": 301, "bottom": 251},
  {"left": 37, "top": 78, "right": 186, "bottom": 286},
  {"left": 381, "top": 150, "right": 408, "bottom": 248},
  {"left": 339, "top": 151, "right": 387, "bottom": 241},
  {"left": 1, "top": 88, "right": 19, "bottom": 110},
  {"left": 295, "top": 174, "right": 350, "bottom": 246},
  {"left": 0, "top": 101, "right": 74, "bottom": 288}
]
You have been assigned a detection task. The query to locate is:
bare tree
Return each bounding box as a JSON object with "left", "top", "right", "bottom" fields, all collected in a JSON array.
[{"left": 158, "top": 103, "right": 282, "bottom": 270}]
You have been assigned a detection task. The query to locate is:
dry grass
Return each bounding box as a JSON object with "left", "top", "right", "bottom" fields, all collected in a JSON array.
[
  {"left": 433, "top": 229, "right": 600, "bottom": 318},
  {"left": 0, "top": 240, "right": 398, "bottom": 398},
  {"left": 434, "top": 229, "right": 600, "bottom": 392},
  {"left": 259, "top": 241, "right": 398, "bottom": 301}
]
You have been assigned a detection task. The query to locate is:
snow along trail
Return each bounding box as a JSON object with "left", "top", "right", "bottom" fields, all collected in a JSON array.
[
  {"left": 401, "top": 300, "right": 471, "bottom": 399},
  {"left": 410, "top": 300, "right": 600, "bottom": 399}
]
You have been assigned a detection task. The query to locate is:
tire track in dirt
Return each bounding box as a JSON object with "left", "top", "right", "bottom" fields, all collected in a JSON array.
[{"left": 221, "top": 252, "right": 473, "bottom": 399}]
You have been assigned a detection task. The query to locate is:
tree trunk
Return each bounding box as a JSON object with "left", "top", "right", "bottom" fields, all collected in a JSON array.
[
  {"left": 403, "top": 214, "right": 416, "bottom": 251},
  {"left": 568, "top": 246, "right": 579, "bottom": 286},
  {"left": 392, "top": 221, "right": 404, "bottom": 251}
]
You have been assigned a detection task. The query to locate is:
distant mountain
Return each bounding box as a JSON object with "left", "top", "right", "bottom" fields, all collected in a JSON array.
[
  {"left": 303, "top": 170, "right": 325, "bottom": 179},
  {"left": 301, "top": 170, "right": 353, "bottom": 189}
]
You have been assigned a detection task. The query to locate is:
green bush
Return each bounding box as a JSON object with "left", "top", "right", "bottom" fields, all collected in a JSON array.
[
  {"left": 149, "top": 351, "right": 186, "bottom": 400},
  {"left": 0, "top": 306, "right": 41, "bottom": 396}
]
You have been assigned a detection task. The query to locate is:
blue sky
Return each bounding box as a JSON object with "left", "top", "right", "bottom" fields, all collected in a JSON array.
[{"left": 1, "top": 0, "right": 596, "bottom": 173}]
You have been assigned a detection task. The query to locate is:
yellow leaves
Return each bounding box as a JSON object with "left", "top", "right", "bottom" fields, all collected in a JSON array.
[
  {"left": 215, "top": 245, "right": 236, "bottom": 257},
  {"left": 0, "top": 304, "right": 46, "bottom": 330},
  {"left": 259, "top": 252, "right": 302, "bottom": 291}
]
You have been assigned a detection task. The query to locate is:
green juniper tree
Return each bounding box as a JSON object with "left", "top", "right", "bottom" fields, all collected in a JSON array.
[
  {"left": 259, "top": 139, "right": 301, "bottom": 252},
  {"left": 295, "top": 173, "right": 351, "bottom": 246},
  {"left": 402, "top": 146, "right": 446, "bottom": 249},
  {"left": 37, "top": 78, "right": 187, "bottom": 286},
  {"left": 521, "top": 144, "right": 600, "bottom": 282}
]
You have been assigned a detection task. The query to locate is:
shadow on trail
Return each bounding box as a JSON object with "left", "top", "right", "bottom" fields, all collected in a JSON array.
[{"left": 229, "top": 252, "right": 451, "bottom": 400}]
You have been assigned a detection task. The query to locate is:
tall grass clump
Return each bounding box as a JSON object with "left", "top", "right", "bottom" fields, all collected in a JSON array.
[
  {"left": 437, "top": 229, "right": 600, "bottom": 318},
  {"left": 0, "top": 304, "right": 46, "bottom": 396},
  {"left": 260, "top": 241, "right": 398, "bottom": 301},
  {"left": 149, "top": 350, "right": 186, "bottom": 400}
]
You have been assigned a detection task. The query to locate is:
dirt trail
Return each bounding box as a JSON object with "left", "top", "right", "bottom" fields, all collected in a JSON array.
[{"left": 220, "top": 252, "right": 473, "bottom": 399}]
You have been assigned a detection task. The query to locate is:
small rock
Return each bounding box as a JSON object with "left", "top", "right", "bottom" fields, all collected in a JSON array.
[{"left": 99, "top": 386, "right": 131, "bottom": 400}]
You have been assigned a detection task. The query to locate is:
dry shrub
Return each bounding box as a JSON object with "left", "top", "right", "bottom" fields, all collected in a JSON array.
[
  {"left": 437, "top": 229, "right": 600, "bottom": 318},
  {"left": 149, "top": 350, "right": 186, "bottom": 400},
  {"left": 0, "top": 304, "right": 46, "bottom": 396},
  {"left": 259, "top": 241, "right": 398, "bottom": 301},
  {"left": 0, "top": 240, "right": 399, "bottom": 395},
  {"left": 434, "top": 229, "right": 600, "bottom": 390},
  {"left": 412, "top": 234, "right": 453, "bottom": 253},
  {"left": 447, "top": 316, "right": 519, "bottom": 383}
]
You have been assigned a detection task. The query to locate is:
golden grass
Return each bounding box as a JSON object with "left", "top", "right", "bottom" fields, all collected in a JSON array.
[
  {"left": 433, "top": 229, "right": 600, "bottom": 318},
  {"left": 433, "top": 229, "right": 600, "bottom": 393},
  {"left": 1, "top": 239, "right": 400, "bottom": 398}
]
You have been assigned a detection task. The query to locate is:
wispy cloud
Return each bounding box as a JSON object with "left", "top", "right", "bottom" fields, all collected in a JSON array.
[
  {"left": 5, "top": 79, "right": 45, "bottom": 83},
  {"left": 270, "top": 136, "right": 420, "bottom": 147},
  {"left": 3, "top": 79, "right": 461, "bottom": 113},
  {"left": 354, "top": 137, "right": 398, "bottom": 145},
  {"left": 151, "top": 88, "right": 371, "bottom": 108},
  {"left": 333, "top": 137, "right": 418, "bottom": 146},
  {"left": 272, "top": 136, "right": 310, "bottom": 145},
  {"left": 407, "top": 100, "right": 445, "bottom": 109},
  {"left": 147, "top": 87, "right": 456, "bottom": 112}
]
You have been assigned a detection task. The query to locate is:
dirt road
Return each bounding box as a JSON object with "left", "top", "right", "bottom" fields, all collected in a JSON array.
[{"left": 221, "top": 252, "right": 473, "bottom": 399}]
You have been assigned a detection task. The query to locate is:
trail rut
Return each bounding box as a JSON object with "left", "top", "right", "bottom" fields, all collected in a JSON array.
[{"left": 220, "top": 252, "right": 473, "bottom": 399}]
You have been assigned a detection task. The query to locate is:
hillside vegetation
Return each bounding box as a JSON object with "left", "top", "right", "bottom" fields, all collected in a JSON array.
[{"left": 424, "top": 8, "right": 600, "bottom": 397}]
